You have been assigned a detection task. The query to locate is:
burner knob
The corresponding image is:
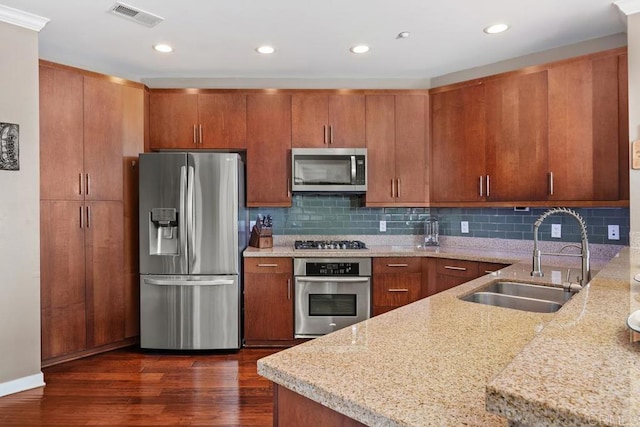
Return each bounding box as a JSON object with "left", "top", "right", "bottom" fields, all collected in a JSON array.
[
  {"left": 328, "top": 243, "right": 335, "bottom": 249},
  {"left": 341, "top": 243, "right": 347, "bottom": 249}
]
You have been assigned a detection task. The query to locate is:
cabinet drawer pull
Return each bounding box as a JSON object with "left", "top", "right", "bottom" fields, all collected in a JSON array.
[
  {"left": 390, "top": 179, "right": 394, "bottom": 198},
  {"left": 79, "top": 206, "right": 83, "bottom": 228},
  {"left": 86, "top": 206, "right": 91, "bottom": 228},
  {"left": 329, "top": 125, "right": 333, "bottom": 144},
  {"left": 86, "top": 173, "right": 90, "bottom": 196},
  {"left": 388, "top": 288, "right": 409, "bottom": 292},
  {"left": 386, "top": 263, "right": 409, "bottom": 267},
  {"left": 484, "top": 270, "right": 496, "bottom": 274},
  {"left": 323, "top": 125, "right": 327, "bottom": 144},
  {"left": 193, "top": 125, "right": 197, "bottom": 144},
  {"left": 397, "top": 178, "right": 400, "bottom": 198},
  {"left": 287, "top": 278, "right": 291, "bottom": 300},
  {"left": 549, "top": 171, "right": 554, "bottom": 196},
  {"left": 199, "top": 124, "right": 203, "bottom": 144},
  {"left": 79, "top": 173, "right": 83, "bottom": 195},
  {"left": 257, "top": 263, "right": 279, "bottom": 268},
  {"left": 486, "top": 175, "right": 490, "bottom": 197},
  {"left": 444, "top": 266, "right": 467, "bottom": 271},
  {"left": 479, "top": 176, "right": 483, "bottom": 197}
]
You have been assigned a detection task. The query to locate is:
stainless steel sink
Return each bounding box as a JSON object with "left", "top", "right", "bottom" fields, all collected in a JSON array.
[{"left": 459, "top": 281, "right": 574, "bottom": 313}]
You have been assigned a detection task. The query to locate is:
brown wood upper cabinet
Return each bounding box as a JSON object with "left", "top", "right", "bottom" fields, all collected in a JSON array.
[
  {"left": 291, "top": 93, "right": 365, "bottom": 147},
  {"left": 40, "top": 66, "right": 124, "bottom": 201},
  {"left": 431, "top": 71, "right": 549, "bottom": 204},
  {"left": 430, "top": 47, "right": 628, "bottom": 205},
  {"left": 246, "top": 94, "right": 292, "bottom": 207},
  {"left": 547, "top": 51, "right": 629, "bottom": 201},
  {"left": 149, "top": 92, "right": 246, "bottom": 150},
  {"left": 365, "top": 94, "right": 429, "bottom": 206}
]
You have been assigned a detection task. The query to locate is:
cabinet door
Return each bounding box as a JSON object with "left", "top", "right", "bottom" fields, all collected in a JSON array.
[
  {"left": 365, "top": 95, "right": 396, "bottom": 205},
  {"left": 618, "top": 54, "right": 629, "bottom": 200},
  {"left": 39, "top": 65, "right": 84, "bottom": 201},
  {"left": 548, "top": 55, "right": 621, "bottom": 201},
  {"left": 83, "top": 76, "right": 124, "bottom": 201},
  {"left": 485, "top": 71, "right": 549, "bottom": 201},
  {"left": 328, "top": 94, "right": 365, "bottom": 147},
  {"left": 40, "top": 201, "right": 87, "bottom": 360},
  {"left": 243, "top": 258, "right": 293, "bottom": 341},
  {"left": 85, "top": 201, "right": 125, "bottom": 348},
  {"left": 149, "top": 92, "right": 199, "bottom": 149},
  {"left": 198, "top": 93, "right": 247, "bottom": 149},
  {"left": 430, "top": 84, "right": 486, "bottom": 202},
  {"left": 246, "top": 94, "right": 292, "bottom": 207},
  {"left": 395, "top": 95, "right": 428, "bottom": 205},
  {"left": 292, "top": 94, "right": 329, "bottom": 147}
]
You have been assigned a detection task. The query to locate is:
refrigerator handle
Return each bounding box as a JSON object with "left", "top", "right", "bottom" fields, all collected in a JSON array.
[
  {"left": 187, "top": 165, "right": 196, "bottom": 272},
  {"left": 143, "top": 278, "right": 235, "bottom": 286},
  {"left": 179, "top": 165, "right": 188, "bottom": 271}
]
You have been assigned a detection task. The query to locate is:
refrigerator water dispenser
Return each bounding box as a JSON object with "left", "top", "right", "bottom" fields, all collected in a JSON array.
[{"left": 149, "top": 208, "right": 179, "bottom": 255}]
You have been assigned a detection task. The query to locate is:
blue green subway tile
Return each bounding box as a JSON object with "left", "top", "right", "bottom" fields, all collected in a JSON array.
[
  {"left": 505, "top": 216, "right": 524, "bottom": 224},
  {"left": 505, "top": 232, "right": 524, "bottom": 240},
  {"left": 473, "top": 216, "right": 490, "bottom": 223},
  {"left": 481, "top": 223, "right": 498, "bottom": 231},
  {"left": 473, "top": 231, "right": 490, "bottom": 238}
]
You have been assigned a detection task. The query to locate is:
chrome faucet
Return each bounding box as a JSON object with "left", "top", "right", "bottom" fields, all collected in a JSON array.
[{"left": 531, "top": 207, "right": 590, "bottom": 291}]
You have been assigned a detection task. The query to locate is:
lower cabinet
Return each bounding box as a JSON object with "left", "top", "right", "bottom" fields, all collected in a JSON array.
[
  {"left": 243, "top": 257, "right": 294, "bottom": 346},
  {"left": 372, "top": 257, "right": 510, "bottom": 316},
  {"left": 40, "top": 200, "right": 126, "bottom": 363},
  {"left": 372, "top": 258, "right": 422, "bottom": 315}
]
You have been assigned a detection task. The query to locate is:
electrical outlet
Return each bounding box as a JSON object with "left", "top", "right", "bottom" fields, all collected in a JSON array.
[
  {"left": 608, "top": 225, "right": 620, "bottom": 240},
  {"left": 379, "top": 220, "right": 387, "bottom": 232},
  {"left": 461, "top": 221, "right": 469, "bottom": 234},
  {"left": 551, "top": 224, "right": 561, "bottom": 238}
]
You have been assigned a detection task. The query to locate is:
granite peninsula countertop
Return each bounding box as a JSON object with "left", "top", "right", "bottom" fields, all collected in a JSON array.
[{"left": 256, "top": 244, "right": 638, "bottom": 426}]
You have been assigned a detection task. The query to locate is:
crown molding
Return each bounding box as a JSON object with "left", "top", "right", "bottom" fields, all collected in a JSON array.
[{"left": 0, "top": 4, "right": 49, "bottom": 31}]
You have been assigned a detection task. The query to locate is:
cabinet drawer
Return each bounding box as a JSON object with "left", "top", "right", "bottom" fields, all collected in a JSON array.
[
  {"left": 373, "top": 257, "right": 421, "bottom": 274},
  {"left": 477, "top": 262, "right": 509, "bottom": 275},
  {"left": 373, "top": 274, "right": 422, "bottom": 307},
  {"left": 435, "top": 258, "right": 479, "bottom": 278},
  {"left": 244, "top": 257, "right": 292, "bottom": 274}
]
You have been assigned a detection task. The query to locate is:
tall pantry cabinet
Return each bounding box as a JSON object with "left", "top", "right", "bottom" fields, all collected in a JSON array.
[{"left": 39, "top": 62, "right": 144, "bottom": 365}]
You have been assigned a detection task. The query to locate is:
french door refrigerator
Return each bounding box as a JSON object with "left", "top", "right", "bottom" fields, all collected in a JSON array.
[{"left": 139, "top": 152, "right": 247, "bottom": 350}]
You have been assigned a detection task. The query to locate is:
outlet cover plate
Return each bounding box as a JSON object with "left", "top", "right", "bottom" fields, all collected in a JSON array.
[
  {"left": 551, "top": 224, "right": 562, "bottom": 238},
  {"left": 379, "top": 220, "right": 387, "bottom": 232},
  {"left": 608, "top": 225, "right": 620, "bottom": 240},
  {"left": 461, "top": 221, "right": 469, "bottom": 234}
]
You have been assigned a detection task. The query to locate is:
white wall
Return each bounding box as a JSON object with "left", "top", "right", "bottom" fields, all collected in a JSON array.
[
  {"left": 0, "top": 21, "right": 44, "bottom": 395},
  {"left": 629, "top": 13, "right": 640, "bottom": 248}
]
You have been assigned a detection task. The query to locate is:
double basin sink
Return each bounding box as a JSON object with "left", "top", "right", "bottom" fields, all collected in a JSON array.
[{"left": 460, "top": 281, "right": 574, "bottom": 313}]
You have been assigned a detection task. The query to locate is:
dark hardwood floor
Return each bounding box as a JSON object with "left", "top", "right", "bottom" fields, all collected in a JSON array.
[{"left": 0, "top": 347, "right": 280, "bottom": 426}]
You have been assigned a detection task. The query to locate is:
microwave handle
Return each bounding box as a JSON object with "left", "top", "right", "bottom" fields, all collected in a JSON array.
[{"left": 351, "top": 155, "right": 356, "bottom": 184}]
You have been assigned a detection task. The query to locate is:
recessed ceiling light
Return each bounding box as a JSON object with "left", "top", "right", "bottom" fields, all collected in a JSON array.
[
  {"left": 350, "top": 45, "right": 370, "bottom": 54},
  {"left": 256, "top": 45, "right": 275, "bottom": 54},
  {"left": 483, "top": 23, "right": 510, "bottom": 34},
  {"left": 397, "top": 31, "right": 410, "bottom": 39},
  {"left": 153, "top": 43, "right": 173, "bottom": 53}
]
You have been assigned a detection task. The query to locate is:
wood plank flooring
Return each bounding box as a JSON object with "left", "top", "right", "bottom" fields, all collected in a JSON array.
[{"left": 0, "top": 347, "right": 280, "bottom": 426}]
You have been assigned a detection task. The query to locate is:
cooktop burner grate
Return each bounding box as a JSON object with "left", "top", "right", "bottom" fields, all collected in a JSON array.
[{"left": 294, "top": 240, "right": 368, "bottom": 250}]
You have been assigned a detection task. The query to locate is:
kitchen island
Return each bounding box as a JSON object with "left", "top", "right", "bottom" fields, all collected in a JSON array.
[{"left": 257, "top": 245, "right": 640, "bottom": 426}]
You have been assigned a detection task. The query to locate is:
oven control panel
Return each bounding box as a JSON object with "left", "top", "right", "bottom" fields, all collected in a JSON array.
[
  {"left": 306, "top": 262, "right": 360, "bottom": 276},
  {"left": 293, "top": 258, "right": 372, "bottom": 277}
]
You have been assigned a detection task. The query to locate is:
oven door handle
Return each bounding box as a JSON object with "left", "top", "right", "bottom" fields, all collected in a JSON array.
[{"left": 297, "top": 277, "right": 370, "bottom": 283}]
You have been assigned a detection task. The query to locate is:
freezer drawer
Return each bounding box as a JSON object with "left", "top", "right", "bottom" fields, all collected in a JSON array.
[{"left": 140, "top": 275, "right": 240, "bottom": 350}]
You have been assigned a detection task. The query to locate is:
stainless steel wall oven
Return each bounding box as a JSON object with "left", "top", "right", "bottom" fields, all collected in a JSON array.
[{"left": 294, "top": 258, "right": 371, "bottom": 338}]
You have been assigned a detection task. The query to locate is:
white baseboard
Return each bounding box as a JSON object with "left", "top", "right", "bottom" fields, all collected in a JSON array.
[{"left": 0, "top": 372, "right": 45, "bottom": 397}]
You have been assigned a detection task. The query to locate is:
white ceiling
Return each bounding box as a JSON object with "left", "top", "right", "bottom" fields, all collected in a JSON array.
[{"left": 1, "top": 0, "right": 627, "bottom": 88}]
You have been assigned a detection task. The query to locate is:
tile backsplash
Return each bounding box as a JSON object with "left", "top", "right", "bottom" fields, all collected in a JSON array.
[{"left": 249, "top": 195, "right": 630, "bottom": 245}]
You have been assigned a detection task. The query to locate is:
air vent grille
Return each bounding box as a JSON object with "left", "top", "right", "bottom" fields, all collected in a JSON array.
[{"left": 109, "top": 2, "right": 163, "bottom": 27}]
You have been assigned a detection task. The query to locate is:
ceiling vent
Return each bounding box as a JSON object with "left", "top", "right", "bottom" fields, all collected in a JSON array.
[{"left": 109, "top": 2, "right": 163, "bottom": 27}]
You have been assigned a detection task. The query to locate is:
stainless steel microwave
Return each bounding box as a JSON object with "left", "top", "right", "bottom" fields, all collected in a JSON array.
[{"left": 291, "top": 148, "right": 367, "bottom": 193}]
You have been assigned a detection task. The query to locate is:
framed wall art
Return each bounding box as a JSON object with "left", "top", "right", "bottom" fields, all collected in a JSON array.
[{"left": 0, "top": 122, "right": 19, "bottom": 171}]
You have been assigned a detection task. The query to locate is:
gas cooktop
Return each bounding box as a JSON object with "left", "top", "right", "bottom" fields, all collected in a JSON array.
[{"left": 294, "top": 240, "right": 368, "bottom": 250}]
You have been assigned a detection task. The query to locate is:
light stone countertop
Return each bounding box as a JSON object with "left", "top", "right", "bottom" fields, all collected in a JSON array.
[{"left": 256, "top": 243, "right": 637, "bottom": 426}]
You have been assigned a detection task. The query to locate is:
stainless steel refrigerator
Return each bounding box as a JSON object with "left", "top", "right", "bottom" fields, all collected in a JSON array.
[{"left": 139, "top": 152, "right": 247, "bottom": 350}]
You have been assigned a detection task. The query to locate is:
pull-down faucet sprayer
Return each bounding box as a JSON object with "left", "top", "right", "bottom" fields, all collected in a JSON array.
[{"left": 531, "top": 207, "right": 590, "bottom": 291}]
